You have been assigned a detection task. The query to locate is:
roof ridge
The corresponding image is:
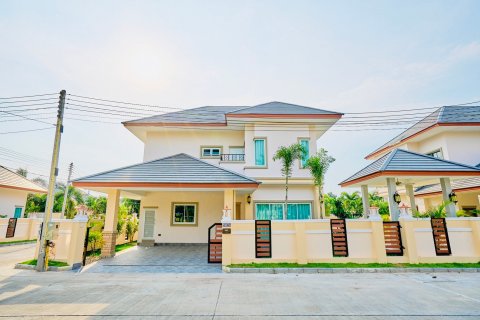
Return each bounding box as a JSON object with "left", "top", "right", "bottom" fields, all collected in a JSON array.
[{"left": 379, "top": 149, "right": 398, "bottom": 171}]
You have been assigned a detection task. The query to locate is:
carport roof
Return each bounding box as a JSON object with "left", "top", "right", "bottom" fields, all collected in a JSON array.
[
  {"left": 72, "top": 153, "right": 259, "bottom": 188},
  {"left": 340, "top": 149, "right": 480, "bottom": 187}
]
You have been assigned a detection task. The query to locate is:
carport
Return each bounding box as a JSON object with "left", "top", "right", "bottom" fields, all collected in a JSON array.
[{"left": 340, "top": 149, "right": 480, "bottom": 219}]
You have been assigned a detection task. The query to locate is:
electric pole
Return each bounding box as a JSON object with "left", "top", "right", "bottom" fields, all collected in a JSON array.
[
  {"left": 36, "top": 90, "right": 66, "bottom": 272},
  {"left": 60, "top": 162, "right": 74, "bottom": 219}
]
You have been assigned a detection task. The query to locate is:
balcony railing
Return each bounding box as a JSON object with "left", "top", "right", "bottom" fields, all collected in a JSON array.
[{"left": 220, "top": 154, "right": 245, "bottom": 162}]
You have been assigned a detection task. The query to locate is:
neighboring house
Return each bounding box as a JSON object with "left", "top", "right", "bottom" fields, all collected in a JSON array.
[
  {"left": 73, "top": 102, "right": 342, "bottom": 246},
  {"left": 0, "top": 166, "right": 47, "bottom": 218},
  {"left": 365, "top": 105, "right": 480, "bottom": 214}
]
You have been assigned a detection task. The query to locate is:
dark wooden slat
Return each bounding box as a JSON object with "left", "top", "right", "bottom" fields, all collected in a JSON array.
[
  {"left": 383, "top": 221, "right": 404, "bottom": 256},
  {"left": 208, "top": 223, "right": 222, "bottom": 263},
  {"left": 330, "top": 219, "right": 348, "bottom": 257},
  {"left": 255, "top": 220, "right": 272, "bottom": 258},
  {"left": 431, "top": 218, "right": 451, "bottom": 256}
]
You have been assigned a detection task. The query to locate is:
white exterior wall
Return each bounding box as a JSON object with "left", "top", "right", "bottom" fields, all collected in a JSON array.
[
  {"left": 0, "top": 188, "right": 28, "bottom": 218},
  {"left": 138, "top": 191, "right": 224, "bottom": 244}
]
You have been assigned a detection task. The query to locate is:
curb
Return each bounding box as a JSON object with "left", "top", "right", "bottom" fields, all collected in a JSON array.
[
  {"left": 223, "top": 266, "right": 480, "bottom": 274},
  {"left": 14, "top": 263, "right": 73, "bottom": 272},
  {"left": 0, "top": 241, "right": 37, "bottom": 247}
]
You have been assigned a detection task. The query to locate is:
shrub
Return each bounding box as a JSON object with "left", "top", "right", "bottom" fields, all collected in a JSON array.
[
  {"left": 88, "top": 231, "right": 103, "bottom": 252},
  {"left": 126, "top": 218, "right": 139, "bottom": 242}
]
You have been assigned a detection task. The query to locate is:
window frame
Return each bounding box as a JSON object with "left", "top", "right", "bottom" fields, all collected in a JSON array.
[
  {"left": 425, "top": 148, "right": 443, "bottom": 159},
  {"left": 254, "top": 201, "right": 312, "bottom": 220},
  {"left": 171, "top": 202, "right": 199, "bottom": 226},
  {"left": 253, "top": 137, "right": 267, "bottom": 167},
  {"left": 297, "top": 137, "right": 310, "bottom": 169},
  {"left": 200, "top": 146, "right": 223, "bottom": 159}
]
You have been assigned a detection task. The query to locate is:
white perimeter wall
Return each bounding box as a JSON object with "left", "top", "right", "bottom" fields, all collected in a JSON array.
[{"left": 0, "top": 188, "right": 28, "bottom": 218}]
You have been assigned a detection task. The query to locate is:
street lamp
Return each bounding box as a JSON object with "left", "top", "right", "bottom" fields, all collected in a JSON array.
[{"left": 393, "top": 191, "right": 402, "bottom": 205}]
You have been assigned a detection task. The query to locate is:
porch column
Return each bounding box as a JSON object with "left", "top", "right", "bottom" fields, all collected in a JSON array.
[
  {"left": 360, "top": 185, "right": 370, "bottom": 218},
  {"left": 386, "top": 178, "right": 400, "bottom": 220},
  {"left": 405, "top": 184, "right": 417, "bottom": 214},
  {"left": 224, "top": 189, "right": 235, "bottom": 220},
  {"left": 440, "top": 178, "right": 456, "bottom": 217},
  {"left": 102, "top": 189, "right": 120, "bottom": 257}
]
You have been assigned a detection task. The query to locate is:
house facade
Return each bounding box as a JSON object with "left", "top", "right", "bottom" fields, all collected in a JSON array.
[
  {"left": 73, "top": 102, "right": 342, "bottom": 251},
  {"left": 0, "top": 166, "right": 47, "bottom": 218},
  {"left": 365, "top": 105, "right": 480, "bottom": 214}
]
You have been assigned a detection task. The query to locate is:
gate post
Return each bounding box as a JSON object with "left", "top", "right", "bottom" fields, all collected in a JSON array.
[
  {"left": 371, "top": 220, "right": 387, "bottom": 263},
  {"left": 399, "top": 217, "right": 418, "bottom": 264}
]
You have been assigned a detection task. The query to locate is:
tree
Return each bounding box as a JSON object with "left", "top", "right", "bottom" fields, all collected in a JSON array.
[
  {"left": 305, "top": 148, "right": 335, "bottom": 218},
  {"left": 25, "top": 193, "right": 47, "bottom": 214},
  {"left": 53, "top": 185, "right": 84, "bottom": 218},
  {"left": 86, "top": 196, "right": 107, "bottom": 215},
  {"left": 16, "top": 168, "right": 28, "bottom": 177},
  {"left": 324, "top": 193, "right": 346, "bottom": 218},
  {"left": 31, "top": 177, "right": 48, "bottom": 188},
  {"left": 126, "top": 218, "right": 139, "bottom": 242},
  {"left": 122, "top": 198, "right": 140, "bottom": 214},
  {"left": 338, "top": 192, "right": 363, "bottom": 218},
  {"left": 273, "top": 143, "right": 306, "bottom": 218},
  {"left": 369, "top": 192, "right": 390, "bottom": 218}
]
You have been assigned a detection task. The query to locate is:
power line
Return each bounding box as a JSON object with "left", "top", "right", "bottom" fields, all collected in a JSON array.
[
  {"left": 0, "top": 98, "right": 58, "bottom": 105},
  {"left": 0, "top": 127, "right": 54, "bottom": 134},
  {"left": 0, "top": 109, "right": 55, "bottom": 126},
  {"left": 0, "top": 93, "right": 57, "bottom": 100},
  {"left": 67, "top": 94, "right": 184, "bottom": 110}
]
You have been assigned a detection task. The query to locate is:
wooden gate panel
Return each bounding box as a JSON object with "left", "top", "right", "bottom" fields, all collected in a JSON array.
[
  {"left": 6, "top": 218, "right": 17, "bottom": 238},
  {"left": 431, "top": 218, "right": 451, "bottom": 256},
  {"left": 383, "top": 221, "right": 403, "bottom": 256},
  {"left": 330, "top": 219, "right": 348, "bottom": 257},
  {"left": 255, "top": 220, "right": 272, "bottom": 258},
  {"left": 208, "top": 223, "right": 222, "bottom": 263}
]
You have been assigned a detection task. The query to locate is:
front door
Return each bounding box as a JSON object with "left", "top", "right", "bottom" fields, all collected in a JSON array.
[
  {"left": 143, "top": 210, "right": 156, "bottom": 240},
  {"left": 14, "top": 207, "right": 22, "bottom": 218}
]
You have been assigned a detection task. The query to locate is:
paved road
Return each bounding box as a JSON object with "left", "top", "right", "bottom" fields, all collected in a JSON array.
[
  {"left": 0, "top": 243, "right": 36, "bottom": 274},
  {"left": 1, "top": 245, "right": 480, "bottom": 319}
]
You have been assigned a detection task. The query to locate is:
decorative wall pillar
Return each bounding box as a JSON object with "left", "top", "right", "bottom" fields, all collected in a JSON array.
[
  {"left": 101, "top": 189, "right": 120, "bottom": 258},
  {"left": 440, "top": 178, "right": 456, "bottom": 217},
  {"left": 223, "top": 189, "right": 235, "bottom": 219},
  {"left": 386, "top": 178, "right": 400, "bottom": 220}
]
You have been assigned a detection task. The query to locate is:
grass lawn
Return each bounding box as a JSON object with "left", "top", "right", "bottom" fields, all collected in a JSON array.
[
  {"left": 87, "top": 241, "right": 137, "bottom": 256},
  {"left": 0, "top": 239, "right": 37, "bottom": 245},
  {"left": 229, "top": 262, "right": 480, "bottom": 269},
  {"left": 20, "top": 259, "right": 69, "bottom": 267}
]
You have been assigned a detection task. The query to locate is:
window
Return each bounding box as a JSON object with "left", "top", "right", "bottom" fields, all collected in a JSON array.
[
  {"left": 171, "top": 203, "right": 198, "bottom": 226},
  {"left": 254, "top": 138, "right": 266, "bottom": 166},
  {"left": 201, "top": 147, "right": 222, "bottom": 158},
  {"left": 425, "top": 149, "right": 443, "bottom": 159},
  {"left": 255, "top": 203, "right": 311, "bottom": 220},
  {"left": 299, "top": 138, "right": 310, "bottom": 168}
]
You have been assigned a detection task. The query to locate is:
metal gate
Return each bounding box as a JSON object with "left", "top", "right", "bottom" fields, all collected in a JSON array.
[
  {"left": 383, "top": 221, "right": 404, "bottom": 256},
  {"left": 82, "top": 227, "right": 91, "bottom": 266},
  {"left": 431, "top": 218, "right": 451, "bottom": 256},
  {"left": 255, "top": 220, "right": 272, "bottom": 258},
  {"left": 208, "top": 223, "right": 222, "bottom": 263},
  {"left": 330, "top": 219, "right": 348, "bottom": 257}
]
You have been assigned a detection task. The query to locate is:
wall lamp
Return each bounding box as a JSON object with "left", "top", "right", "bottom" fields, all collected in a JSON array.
[
  {"left": 393, "top": 191, "right": 402, "bottom": 205},
  {"left": 247, "top": 195, "right": 252, "bottom": 204},
  {"left": 449, "top": 191, "right": 458, "bottom": 204}
]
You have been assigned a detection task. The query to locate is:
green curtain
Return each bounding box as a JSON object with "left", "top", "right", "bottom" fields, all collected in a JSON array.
[
  {"left": 287, "top": 203, "right": 311, "bottom": 219},
  {"left": 300, "top": 139, "right": 309, "bottom": 167},
  {"left": 256, "top": 203, "right": 283, "bottom": 220},
  {"left": 255, "top": 139, "right": 265, "bottom": 166}
]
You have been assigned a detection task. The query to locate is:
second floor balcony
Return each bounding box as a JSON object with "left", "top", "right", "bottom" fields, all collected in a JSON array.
[{"left": 220, "top": 154, "right": 245, "bottom": 162}]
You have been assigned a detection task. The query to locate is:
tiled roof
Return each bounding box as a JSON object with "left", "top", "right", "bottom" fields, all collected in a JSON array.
[
  {"left": 73, "top": 153, "right": 259, "bottom": 185},
  {"left": 0, "top": 166, "right": 47, "bottom": 193},
  {"left": 340, "top": 149, "right": 480, "bottom": 185},
  {"left": 367, "top": 105, "right": 480, "bottom": 158},
  {"left": 123, "top": 102, "right": 342, "bottom": 125},
  {"left": 415, "top": 177, "right": 480, "bottom": 195}
]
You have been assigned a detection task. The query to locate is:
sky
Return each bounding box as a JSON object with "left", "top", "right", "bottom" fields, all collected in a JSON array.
[{"left": 1, "top": 0, "right": 479, "bottom": 194}]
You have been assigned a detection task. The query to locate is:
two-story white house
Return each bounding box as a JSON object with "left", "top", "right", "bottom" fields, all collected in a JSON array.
[
  {"left": 73, "top": 102, "right": 342, "bottom": 254},
  {"left": 364, "top": 105, "right": 480, "bottom": 214}
]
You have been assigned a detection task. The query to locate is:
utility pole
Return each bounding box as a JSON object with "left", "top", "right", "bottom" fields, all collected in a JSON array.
[
  {"left": 36, "top": 90, "right": 66, "bottom": 272},
  {"left": 60, "top": 162, "right": 74, "bottom": 219}
]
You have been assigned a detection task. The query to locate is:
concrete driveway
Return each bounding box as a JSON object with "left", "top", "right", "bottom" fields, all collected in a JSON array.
[{"left": 84, "top": 244, "right": 222, "bottom": 273}]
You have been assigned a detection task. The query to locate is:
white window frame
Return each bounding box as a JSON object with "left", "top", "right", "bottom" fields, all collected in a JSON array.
[
  {"left": 253, "top": 138, "right": 267, "bottom": 167},
  {"left": 201, "top": 146, "right": 222, "bottom": 159},
  {"left": 425, "top": 148, "right": 443, "bottom": 159}
]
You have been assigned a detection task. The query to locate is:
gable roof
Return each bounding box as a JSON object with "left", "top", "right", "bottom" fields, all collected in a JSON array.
[
  {"left": 123, "top": 101, "right": 342, "bottom": 126},
  {"left": 0, "top": 166, "right": 47, "bottom": 193},
  {"left": 415, "top": 177, "right": 480, "bottom": 197},
  {"left": 72, "top": 153, "right": 259, "bottom": 188},
  {"left": 366, "top": 105, "right": 480, "bottom": 159},
  {"left": 340, "top": 148, "right": 480, "bottom": 187}
]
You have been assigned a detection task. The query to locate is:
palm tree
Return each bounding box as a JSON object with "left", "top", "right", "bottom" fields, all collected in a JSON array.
[
  {"left": 273, "top": 143, "right": 306, "bottom": 218},
  {"left": 305, "top": 148, "right": 335, "bottom": 218},
  {"left": 54, "top": 186, "right": 84, "bottom": 218}
]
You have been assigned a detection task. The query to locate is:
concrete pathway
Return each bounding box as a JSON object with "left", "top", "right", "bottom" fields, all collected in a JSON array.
[
  {"left": 1, "top": 244, "right": 480, "bottom": 319},
  {"left": 85, "top": 244, "right": 222, "bottom": 273}
]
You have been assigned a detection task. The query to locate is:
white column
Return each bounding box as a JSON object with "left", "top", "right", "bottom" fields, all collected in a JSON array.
[
  {"left": 102, "top": 189, "right": 120, "bottom": 257},
  {"left": 386, "top": 178, "right": 400, "bottom": 220},
  {"left": 361, "top": 185, "right": 370, "bottom": 218},
  {"left": 405, "top": 184, "right": 417, "bottom": 214},
  {"left": 440, "top": 178, "right": 456, "bottom": 217}
]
